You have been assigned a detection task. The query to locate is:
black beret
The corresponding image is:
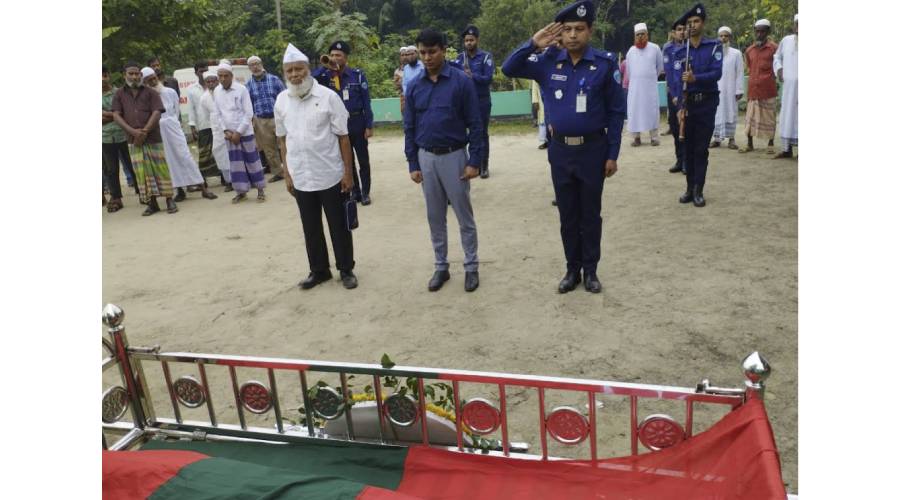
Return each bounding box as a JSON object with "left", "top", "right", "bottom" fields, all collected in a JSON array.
[
  {"left": 329, "top": 41, "right": 350, "bottom": 55},
  {"left": 462, "top": 25, "right": 479, "bottom": 38},
  {"left": 555, "top": 1, "right": 596, "bottom": 24}
]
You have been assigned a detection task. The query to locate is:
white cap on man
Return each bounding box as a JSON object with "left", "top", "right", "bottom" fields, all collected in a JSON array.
[
  {"left": 754, "top": 18, "right": 771, "bottom": 28},
  {"left": 218, "top": 61, "right": 233, "bottom": 73},
  {"left": 283, "top": 43, "right": 309, "bottom": 64},
  {"left": 634, "top": 22, "right": 648, "bottom": 34},
  {"left": 140, "top": 67, "right": 155, "bottom": 80},
  {"left": 203, "top": 67, "right": 218, "bottom": 80},
  {"left": 718, "top": 26, "right": 732, "bottom": 35}
]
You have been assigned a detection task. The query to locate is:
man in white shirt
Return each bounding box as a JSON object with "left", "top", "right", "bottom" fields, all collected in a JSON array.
[
  {"left": 625, "top": 23, "right": 664, "bottom": 146},
  {"left": 199, "top": 70, "right": 233, "bottom": 190},
  {"left": 773, "top": 14, "right": 798, "bottom": 159},
  {"left": 275, "top": 43, "right": 358, "bottom": 290},
  {"left": 214, "top": 61, "right": 266, "bottom": 203},
  {"left": 186, "top": 61, "right": 220, "bottom": 180},
  {"left": 711, "top": 27, "right": 744, "bottom": 149}
]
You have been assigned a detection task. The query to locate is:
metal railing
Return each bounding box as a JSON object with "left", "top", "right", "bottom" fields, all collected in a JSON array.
[{"left": 101, "top": 303, "right": 772, "bottom": 460}]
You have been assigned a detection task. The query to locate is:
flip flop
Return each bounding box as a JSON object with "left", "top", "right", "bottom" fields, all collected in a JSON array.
[
  {"left": 257, "top": 193, "right": 266, "bottom": 203},
  {"left": 232, "top": 194, "right": 247, "bottom": 204},
  {"left": 202, "top": 191, "right": 218, "bottom": 200}
]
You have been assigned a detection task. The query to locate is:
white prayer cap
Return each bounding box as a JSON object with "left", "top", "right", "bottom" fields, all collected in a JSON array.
[
  {"left": 247, "top": 55, "right": 262, "bottom": 65},
  {"left": 718, "top": 26, "right": 732, "bottom": 35},
  {"left": 400, "top": 47, "right": 409, "bottom": 54},
  {"left": 140, "top": 67, "right": 155, "bottom": 80},
  {"left": 407, "top": 45, "right": 418, "bottom": 52},
  {"left": 283, "top": 43, "right": 309, "bottom": 64},
  {"left": 634, "top": 23, "right": 648, "bottom": 34},
  {"left": 218, "top": 61, "right": 233, "bottom": 74},
  {"left": 754, "top": 18, "right": 771, "bottom": 28},
  {"left": 202, "top": 68, "right": 218, "bottom": 80}
]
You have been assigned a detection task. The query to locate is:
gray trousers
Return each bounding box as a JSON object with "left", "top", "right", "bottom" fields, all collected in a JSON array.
[{"left": 418, "top": 149, "right": 479, "bottom": 272}]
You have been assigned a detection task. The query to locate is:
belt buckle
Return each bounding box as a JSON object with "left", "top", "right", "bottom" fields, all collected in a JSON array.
[{"left": 565, "top": 136, "right": 584, "bottom": 146}]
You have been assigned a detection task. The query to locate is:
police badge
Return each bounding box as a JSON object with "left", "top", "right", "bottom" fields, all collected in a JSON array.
[
  {"left": 577, "top": 5, "right": 586, "bottom": 17},
  {"left": 675, "top": 61, "right": 681, "bottom": 70},
  {"left": 554, "top": 89, "right": 563, "bottom": 100},
  {"left": 528, "top": 54, "right": 539, "bottom": 62},
  {"left": 714, "top": 51, "right": 722, "bottom": 61},
  {"left": 614, "top": 70, "right": 622, "bottom": 84}
]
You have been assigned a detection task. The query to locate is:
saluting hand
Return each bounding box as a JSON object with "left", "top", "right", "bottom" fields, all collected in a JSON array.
[
  {"left": 410, "top": 171, "right": 423, "bottom": 184},
  {"left": 532, "top": 22, "right": 564, "bottom": 50},
  {"left": 604, "top": 160, "right": 618, "bottom": 178},
  {"left": 460, "top": 166, "right": 480, "bottom": 180}
]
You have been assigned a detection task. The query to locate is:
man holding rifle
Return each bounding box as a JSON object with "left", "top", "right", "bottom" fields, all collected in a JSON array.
[
  {"left": 673, "top": 3, "right": 722, "bottom": 208},
  {"left": 663, "top": 18, "right": 687, "bottom": 174}
]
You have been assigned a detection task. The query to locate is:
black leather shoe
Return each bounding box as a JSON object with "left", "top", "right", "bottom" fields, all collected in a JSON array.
[
  {"left": 668, "top": 163, "right": 682, "bottom": 173},
  {"left": 174, "top": 188, "right": 186, "bottom": 202},
  {"left": 692, "top": 185, "right": 706, "bottom": 207},
  {"left": 679, "top": 186, "right": 694, "bottom": 204},
  {"left": 558, "top": 271, "right": 582, "bottom": 293},
  {"left": 299, "top": 272, "right": 332, "bottom": 290},
  {"left": 583, "top": 272, "right": 602, "bottom": 293},
  {"left": 480, "top": 166, "right": 490, "bottom": 179},
  {"left": 340, "top": 271, "right": 358, "bottom": 289},
  {"left": 428, "top": 270, "right": 450, "bottom": 291},
  {"left": 464, "top": 271, "right": 479, "bottom": 292},
  {"left": 269, "top": 174, "right": 284, "bottom": 183},
  {"left": 361, "top": 195, "right": 371, "bottom": 206}
]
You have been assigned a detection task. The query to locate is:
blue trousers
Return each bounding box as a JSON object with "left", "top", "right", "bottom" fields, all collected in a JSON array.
[
  {"left": 548, "top": 139, "right": 607, "bottom": 275},
  {"left": 478, "top": 100, "right": 491, "bottom": 168},
  {"left": 348, "top": 115, "right": 371, "bottom": 197},
  {"left": 666, "top": 94, "right": 684, "bottom": 167},
  {"left": 683, "top": 95, "right": 718, "bottom": 188}
]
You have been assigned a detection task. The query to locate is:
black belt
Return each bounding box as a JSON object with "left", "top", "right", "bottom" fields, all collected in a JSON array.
[
  {"left": 551, "top": 131, "right": 606, "bottom": 147},
  {"left": 423, "top": 144, "right": 465, "bottom": 155},
  {"left": 349, "top": 111, "right": 365, "bottom": 116},
  {"left": 684, "top": 92, "right": 716, "bottom": 104},
  {"left": 256, "top": 114, "right": 274, "bottom": 119}
]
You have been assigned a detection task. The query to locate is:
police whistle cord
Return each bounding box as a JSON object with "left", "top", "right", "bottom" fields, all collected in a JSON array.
[{"left": 678, "top": 27, "right": 692, "bottom": 143}]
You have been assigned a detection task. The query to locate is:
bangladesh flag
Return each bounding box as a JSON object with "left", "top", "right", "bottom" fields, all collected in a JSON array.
[{"left": 103, "top": 398, "right": 786, "bottom": 499}]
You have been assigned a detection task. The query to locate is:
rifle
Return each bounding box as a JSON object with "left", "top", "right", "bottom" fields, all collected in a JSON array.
[{"left": 678, "top": 28, "right": 691, "bottom": 142}]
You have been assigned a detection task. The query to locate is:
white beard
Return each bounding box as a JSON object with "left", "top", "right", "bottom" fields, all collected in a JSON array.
[
  {"left": 288, "top": 78, "right": 313, "bottom": 98},
  {"left": 149, "top": 83, "right": 164, "bottom": 93}
]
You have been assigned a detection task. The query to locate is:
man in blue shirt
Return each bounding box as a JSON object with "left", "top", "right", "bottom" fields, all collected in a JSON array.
[
  {"left": 404, "top": 29, "right": 484, "bottom": 293},
  {"left": 673, "top": 3, "right": 723, "bottom": 207},
  {"left": 663, "top": 19, "right": 687, "bottom": 174},
  {"left": 246, "top": 55, "right": 287, "bottom": 182},
  {"left": 454, "top": 25, "right": 494, "bottom": 179},
  {"left": 312, "top": 41, "right": 376, "bottom": 205},
  {"left": 402, "top": 46, "right": 425, "bottom": 99},
  {"left": 502, "top": 0, "right": 625, "bottom": 294}
]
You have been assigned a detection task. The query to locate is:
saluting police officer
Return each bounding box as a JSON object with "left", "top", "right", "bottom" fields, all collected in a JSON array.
[
  {"left": 673, "top": 4, "right": 723, "bottom": 207},
  {"left": 312, "top": 41, "right": 376, "bottom": 205},
  {"left": 454, "top": 25, "right": 494, "bottom": 179},
  {"left": 502, "top": 0, "right": 625, "bottom": 294},
  {"left": 664, "top": 18, "right": 687, "bottom": 175}
]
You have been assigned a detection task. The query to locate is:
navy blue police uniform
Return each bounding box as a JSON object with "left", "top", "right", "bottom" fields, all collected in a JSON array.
[
  {"left": 663, "top": 20, "right": 686, "bottom": 174},
  {"left": 312, "top": 41, "right": 375, "bottom": 203},
  {"left": 673, "top": 4, "right": 723, "bottom": 207},
  {"left": 502, "top": 1, "right": 626, "bottom": 293},
  {"left": 452, "top": 26, "right": 494, "bottom": 178}
]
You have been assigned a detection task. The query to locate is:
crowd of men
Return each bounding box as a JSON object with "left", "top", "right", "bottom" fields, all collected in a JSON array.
[{"left": 102, "top": 1, "right": 798, "bottom": 295}]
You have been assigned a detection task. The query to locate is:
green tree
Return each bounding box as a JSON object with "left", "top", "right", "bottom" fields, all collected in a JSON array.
[
  {"left": 411, "top": 0, "right": 480, "bottom": 34},
  {"left": 307, "top": 10, "right": 375, "bottom": 54},
  {"left": 473, "top": 0, "right": 559, "bottom": 65}
]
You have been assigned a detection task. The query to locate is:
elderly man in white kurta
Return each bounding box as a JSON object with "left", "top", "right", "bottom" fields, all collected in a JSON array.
[
  {"left": 625, "top": 23, "right": 664, "bottom": 146},
  {"left": 275, "top": 43, "right": 358, "bottom": 291},
  {"left": 711, "top": 26, "right": 744, "bottom": 149},
  {"left": 773, "top": 14, "right": 798, "bottom": 159},
  {"left": 215, "top": 61, "right": 266, "bottom": 203},
  {"left": 143, "top": 68, "right": 217, "bottom": 202},
  {"left": 199, "top": 69, "right": 233, "bottom": 190}
]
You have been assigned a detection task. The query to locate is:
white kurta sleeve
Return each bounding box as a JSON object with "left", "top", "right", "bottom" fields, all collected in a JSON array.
[
  {"left": 655, "top": 45, "right": 664, "bottom": 75},
  {"left": 274, "top": 95, "right": 286, "bottom": 137},
  {"left": 773, "top": 39, "right": 784, "bottom": 75},
  {"left": 328, "top": 92, "right": 350, "bottom": 136},
  {"left": 734, "top": 50, "right": 745, "bottom": 95},
  {"left": 187, "top": 87, "right": 198, "bottom": 127},
  {"left": 236, "top": 87, "right": 254, "bottom": 136}
]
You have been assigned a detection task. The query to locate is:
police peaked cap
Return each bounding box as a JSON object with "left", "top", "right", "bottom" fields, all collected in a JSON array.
[
  {"left": 555, "top": 1, "right": 596, "bottom": 25},
  {"left": 680, "top": 3, "right": 707, "bottom": 22},
  {"left": 462, "top": 25, "right": 479, "bottom": 38},
  {"left": 329, "top": 41, "right": 351, "bottom": 55}
]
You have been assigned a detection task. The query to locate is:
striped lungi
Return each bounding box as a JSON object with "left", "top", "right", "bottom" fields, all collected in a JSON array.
[
  {"left": 196, "top": 128, "right": 218, "bottom": 178},
  {"left": 714, "top": 120, "right": 737, "bottom": 139},
  {"left": 744, "top": 98, "right": 777, "bottom": 139},
  {"left": 129, "top": 141, "right": 173, "bottom": 202},
  {"left": 228, "top": 134, "right": 266, "bottom": 193}
]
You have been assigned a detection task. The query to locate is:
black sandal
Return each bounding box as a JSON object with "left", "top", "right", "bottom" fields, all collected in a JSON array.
[
  {"left": 142, "top": 203, "right": 160, "bottom": 216},
  {"left": 202, "top": 191, "right": 218, "bottom": 200},
  {"left": 166, "top": 200, "right": 179, "bottom": 214}
]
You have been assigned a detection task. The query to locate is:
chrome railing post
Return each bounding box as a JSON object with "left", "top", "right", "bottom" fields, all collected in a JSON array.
[
  {"left": 741, "top": 352, "right": 771, "bottom": 401},
  {"left": 103, "top": 304, "right": 147, "bottom": 429}
]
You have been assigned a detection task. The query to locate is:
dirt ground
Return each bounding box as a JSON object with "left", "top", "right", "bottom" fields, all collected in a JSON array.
[{"left": 102, "top": 119, "right": 798, "bottom": 491}]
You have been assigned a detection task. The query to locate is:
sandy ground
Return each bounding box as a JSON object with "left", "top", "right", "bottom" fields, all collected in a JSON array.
[{"left": 103, "top": 119, "right": 798, "bottom": 491}]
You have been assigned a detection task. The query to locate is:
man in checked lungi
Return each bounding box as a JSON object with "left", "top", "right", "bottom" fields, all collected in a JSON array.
[
  {"left": 111, "top": 61, "right": 178, "bottom": 216},
  {"left": 740, "top": 19, "right": 778, "bottom": 155},
  {"left": 214, "top": 61, "right": 267, "bottom": 203}
]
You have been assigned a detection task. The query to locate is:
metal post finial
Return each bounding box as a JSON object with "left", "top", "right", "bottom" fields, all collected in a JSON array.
[
  {"left": 741, "top": 352, "right": 771, "bottom": 399},
  {"left": 102, "top": 303, "right": 124, "bottom": 329}
]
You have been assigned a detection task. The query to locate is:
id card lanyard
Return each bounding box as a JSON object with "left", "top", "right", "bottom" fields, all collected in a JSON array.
[{"left": 576, "top": 77, "right": 587, "bottom": 113}]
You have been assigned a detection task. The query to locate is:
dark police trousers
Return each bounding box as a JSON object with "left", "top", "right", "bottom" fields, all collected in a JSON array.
[
  {"left": 293, "top": 182, "right": 355, "bottom": 274},
  {"left": 683, "top": 93, "right": 719, "bottom": 189},
  {"left": 548, "top": 139, "right": 607, "bottom": 275},
  {"left": 348, "top": 114, "right": 371, "bottom": 198},
  {"left": 666, "top": 94, "right": 684, "bottom": 168},
  {"left": 478, "top": 99, "right": 491, "bottom": 171}
]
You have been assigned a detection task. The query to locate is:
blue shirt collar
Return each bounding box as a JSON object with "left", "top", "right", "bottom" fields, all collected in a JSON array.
[{"left": 556, "top": 47, "right": 596, "bottom": 63}]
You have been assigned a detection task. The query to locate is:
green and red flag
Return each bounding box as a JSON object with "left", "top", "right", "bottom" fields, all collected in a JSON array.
[{"left": 103, "top": 398, "right": 785, "bottom": 499}]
